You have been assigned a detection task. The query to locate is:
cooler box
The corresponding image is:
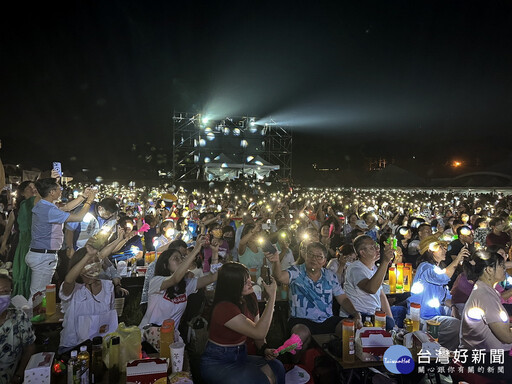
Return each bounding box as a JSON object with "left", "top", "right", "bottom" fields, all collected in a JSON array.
[
  {"left": 355, "top": 327, "right": 393, "bottom": 362},
  {"left": 126, "top": 358, "right": 168, "bottom": 384},
  {"left": 24, "top": 352, "right": 55, "bottom": 384}
]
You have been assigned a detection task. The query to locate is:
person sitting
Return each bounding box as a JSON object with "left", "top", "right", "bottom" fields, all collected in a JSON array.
[
  {"left": 59, "top": 241, "right": 121, "bottom": 353},
  {"left": 0, "top": 274, "right": 35, "bottom": 384},
  {"left": 153, "top": 219, "right": 175, "bottom": 252},
  {"left": 486, "top": 217, "right": 511, "bottom": 249},
  {"left": 326, "top": 244, "right": 356, "bottom": 287},
  {"left": 269, "top": 242, "right": 362, "bottom": 360},
  {"left": 200, "top": 262, "right": 285, "bottom": 384},
  {"left": 139, "top": 236, "right": 218, "bottom": 341},
  {"left": 343, "top": 235, "right": 399, "bottom": 330},
  {"left": 110, "top": 216, "right": 144, "bottom": 263},
  {"left": 460, "top": 249, "right": 512, "bottom": 381},
  {"left": 408, "top": 235, "right": 469, "bottom": 350}
]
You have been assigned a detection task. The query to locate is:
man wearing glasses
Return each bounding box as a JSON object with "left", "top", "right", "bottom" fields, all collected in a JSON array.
[
  {"left": 26, "top": 178, "right": 96, "bottom": 300},
  {"left": 268, "top": 241, "right": 362, "bottom": 359},
  {"left": 342, "top": 235, "right": 397, "bottom": 330}
]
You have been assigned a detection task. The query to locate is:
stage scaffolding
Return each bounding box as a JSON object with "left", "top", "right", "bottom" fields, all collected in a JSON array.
[{"left": 171, "top": 112, "right": 292, "bottom": 182}]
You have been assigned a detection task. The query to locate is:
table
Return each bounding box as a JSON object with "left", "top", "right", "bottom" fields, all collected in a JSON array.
[
  {"left": 31, "top": 303, "right": 64, "bottom": 326},
  {"left": 312, "top": 333, "right": 385, "bottom": 384}
]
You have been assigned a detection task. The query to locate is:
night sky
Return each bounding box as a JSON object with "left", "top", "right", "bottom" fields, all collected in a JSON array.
[{"left": 2, "top": 1, "right": 512, "bottom": 182}]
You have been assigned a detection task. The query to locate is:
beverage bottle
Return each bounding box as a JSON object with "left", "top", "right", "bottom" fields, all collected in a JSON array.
[
  {"left": 363, "top": 316, "right": 373, "bottom": 327},
  {"left": 160, "top": 319, "right": 175, "bottom": 359},
  {"left": 108, "top": 337, "right": 120, "bottom": 383},
  {"left": 374, "top": 310, "right": 386, "bottom": 329},
  {"left": 403, "top": 266, "right": 411, "bottom": 292},
  {"left": 388, "top": 267, "right": 396, "bottom": 294},
  {"left": 77, "top": 345, "right": 90, "bottom": 384},
  {"left": 396, "top": 263, "right": 404, "bottom": 291},
  {"left": 91, "top": 336, "right": 104, "bottom": 383},
  {"left": 342, "top": 319, "right": 355, "bottom": 363},
  {"left": 410, "top": 302, "right": 421, "bottom": 332},
  {"left": 45, "top": 284, "right": 56, "bottom": 316},
  {"left": 67, "top": 350, "right": 79, "bottom": 384}
]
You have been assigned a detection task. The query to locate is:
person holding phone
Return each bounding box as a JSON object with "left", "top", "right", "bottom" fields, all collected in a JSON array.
[
  {"left": 26, "top": 178, "right": 96, "bottom": 301},
  {"left": 238, "top": 223, "right": 266, "bottom": 280}
]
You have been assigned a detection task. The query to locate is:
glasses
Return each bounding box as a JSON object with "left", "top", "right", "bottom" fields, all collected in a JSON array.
[
  {"left": 306, "top": 251, "right": 325, "bottom": 261},
  {"left": 0, "top": 289, "right": 12, "bottom": 295},
  {"left": 362, "top": 243, "right": 380, "bottom": 251}
]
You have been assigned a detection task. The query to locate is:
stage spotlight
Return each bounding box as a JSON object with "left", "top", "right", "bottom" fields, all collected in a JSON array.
[
  {"left": 204, "top": 157, "right": 211, "bottom": 163},
  {"left": 214, "top": 155, "right": 220, "bottom": 160},
  {"left": 205, "top": 127, "right": 213, "bottom": 133},
  {"left": 202, "top": 117, "right": 209, "bottom": 124},
  {"left": 240, "top": 140, "right": 248, "bottom": 148},
  {"left": 249, "top": 126, "right": 258, "bottom": 134},
  {"left": 255, "top": 160, "right": 263, "bottom": 166},
  {"left": 194, "top": 155, "right": 200, "bottom": 162},
  {"left": 199, "top": 139, "right": 206, "bottom": 147},
  {"left": 246, "top": 156, "right": 254, "bottom": 162},
  {"left": 221, "top": 163, "right": 228, "bottom": 168},
  {"left": 223, "top": 127, "right": 230, "bottom": 136},
  {"left": 233, "top": 128, "right": 241, "bottom": 136},
  {"left": 206, "top": 132, "right": 215, "bottom": 141}
]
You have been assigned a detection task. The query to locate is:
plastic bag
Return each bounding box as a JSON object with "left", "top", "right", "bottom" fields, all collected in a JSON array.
[{"left": 103, "top": 322, "right": 142, "bottom": 372}]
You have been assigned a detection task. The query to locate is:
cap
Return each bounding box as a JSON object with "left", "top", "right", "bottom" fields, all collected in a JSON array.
[
  {"left": 419, "top": 235, "right": 448, "bottom": 255},
  {"left": 355, "top": 220, "right": 368, "bottom": 230}
]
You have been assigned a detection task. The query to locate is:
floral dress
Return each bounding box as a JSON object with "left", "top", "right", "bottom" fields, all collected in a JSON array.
[{"left": 0, "top": 307, "right": 35, "bottom": 383}]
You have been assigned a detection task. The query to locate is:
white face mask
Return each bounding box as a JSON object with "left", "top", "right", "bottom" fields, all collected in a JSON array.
[{"left": 81, "top": 260, "right": 103, "bottom": 280}]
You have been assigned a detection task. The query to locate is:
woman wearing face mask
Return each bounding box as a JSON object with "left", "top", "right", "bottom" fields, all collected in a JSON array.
[
  {"left": 0, "top": 274, "right": 35, "bottom": 384},
  {"left": 59, "top": 235, "right": 126, "bottom": 353}
]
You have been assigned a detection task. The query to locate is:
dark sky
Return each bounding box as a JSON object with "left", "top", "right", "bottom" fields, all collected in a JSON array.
[{"left": 2, "top": 1, "right": 512, "bottom": 180}]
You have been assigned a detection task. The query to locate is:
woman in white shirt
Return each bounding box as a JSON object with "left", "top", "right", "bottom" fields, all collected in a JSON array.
[{"left": 140, "top": 236, "right": 218, "bottom": 339}]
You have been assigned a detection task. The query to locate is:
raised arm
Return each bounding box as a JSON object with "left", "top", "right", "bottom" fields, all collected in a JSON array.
[
  {"left": 61, "top": 245, "right": 98, "bottom": 296},
  {"left": 267, "top": 251, "right": 290, "bottom": 284},
  {"left": 357, "top": 243, "right": 394, "bottom": 294},
  {"left": 65, "top": 190, "right": 97, "bottom": 222}
]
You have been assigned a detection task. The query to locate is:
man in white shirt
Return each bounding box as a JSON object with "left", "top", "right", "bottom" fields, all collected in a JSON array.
[{"left": 342, "top": 235, "right": 396, "bottom": 329}]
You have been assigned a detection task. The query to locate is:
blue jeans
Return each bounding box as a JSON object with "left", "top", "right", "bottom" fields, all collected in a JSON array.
[{"left": 200, "top": 342, "right": 285, "bottom": 384}]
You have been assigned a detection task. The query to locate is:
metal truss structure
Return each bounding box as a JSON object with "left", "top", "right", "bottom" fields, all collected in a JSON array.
[{"left": 171, "top": 112, "right": 292, "bottom": 182}]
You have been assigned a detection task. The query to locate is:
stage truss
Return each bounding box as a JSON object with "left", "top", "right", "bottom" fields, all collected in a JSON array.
[{"left": 171, "top": 112, "right": 292, "bottom": 182}]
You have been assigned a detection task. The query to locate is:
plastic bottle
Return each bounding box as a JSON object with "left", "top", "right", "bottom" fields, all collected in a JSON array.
[
  {"left": 77, "top": 345, "right": 90, "bottom": 384},
  {"left": 375, "top": 310, "right": 386, "bottom": 329},
  {"left": 160, "top": 319, "right": 175, "bottom": 359},
  {"left": 91, "top": 336, "right": 104, "bottom": 383},
  {"left": 108, "top": 337, "right": 120, "bottom": 383},
  {"left": 410, "top": 302, "right": 421, "bottom": 332},
  {"left": 342, "top": 319, "right": 355, "bottom": 363},
  {"left": 45, "top": 284, "right": 56, "bottom": 316},
  {"left": 396, "top": 263, "right": 404, "bottom": 291},
  {"left": 388, "top": 267, "right": 396, "bottom": 294},
  {"left": 403, "top": 266, "right": 411, "bottom": 292},
  {"left": 363, "top": 316, "right": 373, "bottom": 327},
  {"left": 67, "top": 350, "right": 79, "bottom": 384},
  {"left": 405, "top": 263, "right": 413, "bottom": 291}
]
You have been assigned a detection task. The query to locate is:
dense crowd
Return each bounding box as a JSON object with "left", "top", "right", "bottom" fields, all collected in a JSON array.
[{"left": 1, "top": 173, "right": 512, "bottom": 383}]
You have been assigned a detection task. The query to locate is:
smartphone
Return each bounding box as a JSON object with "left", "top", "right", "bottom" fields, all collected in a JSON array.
[
  {"left": 53, "top": 162, "right": 62, "bottom": 177},
  {"left": 260, "top": 238, "right": 277, "bottom": 254}
]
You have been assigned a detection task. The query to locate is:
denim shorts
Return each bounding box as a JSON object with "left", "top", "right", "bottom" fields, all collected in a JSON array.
[{"left": 200, "top": 342, "right": 285, "bottom": 384}]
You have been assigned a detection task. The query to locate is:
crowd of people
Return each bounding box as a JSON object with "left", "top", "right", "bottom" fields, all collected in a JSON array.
[{"left": 1, "top": 172, "right": 512, "bottom": 382}]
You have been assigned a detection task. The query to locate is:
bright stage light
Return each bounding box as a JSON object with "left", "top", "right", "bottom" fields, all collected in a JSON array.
[
  {"left": 246, "top": 156, "right": 254, "bottom": 162},
  {"left": 249, "top": 126, "right": 258, "bottom": 134},
  {"left": 214, "top": 155, "right": 220, "bottom": 160},
  {"left": 205, "top": 127, "right": 213, "bottom": 133},
  {"left": 233, "top": 128, "right": 241, "bottom": 136},
  {"left": 240, "top": 140, "right": 248, "bottom": 148},
  {"left": 221, "top": 163, "right": 228, "bottom": 168},
  {"left": 223, "top": 127, "right": 230, "bottom": 135},
  {"left": 204, "top": 157, "right": 211, "bottom": 163},
  {"left": 255, "top": 160, "right": 263, "bottom": 166},
  {"left": 194, "top": 155, "right": 200, "bottom": 162},
  {"left": 206, "top": 132, "right": 215, "bottom": 141},
  {"left": 199, "top": 139, "right": 206, "bottom": 147},
  {"left": 202, "top": 117, "right": 209, "bottom": 124}
]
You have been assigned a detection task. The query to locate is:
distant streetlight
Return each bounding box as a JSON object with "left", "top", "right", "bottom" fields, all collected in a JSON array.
[{"left": 452, "top": 160, "right": 462, "bottom": 168}]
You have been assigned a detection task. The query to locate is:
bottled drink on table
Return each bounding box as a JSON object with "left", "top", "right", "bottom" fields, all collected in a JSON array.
[
  {"left": 388, "top": 266, "right": 396, "bottom": 294},
  {"left": 77, "top": 345, "right": 90, "bottom": 384},
  {"left": 375, "top": 310, "right": 386, "bottom": 329},
  {"left": 405, "top": 263, "right": 413, "bottom": 291},
  {"left": 363, "top": 316, "right": 373, "bottom": 327},
  {"left": 342, "top": 319, "right": 355, "bottom": 363},
  {"left": 45, "top": 284, "right": 56, "bottom": 316},
  {"left": 108, "top": 337, "right": 120, "bottom": 383},
  {"left": 91, "top": 336, "right": 104, "bottom": 383},
  {"left": 160, "top": 319, "right": 175, "bottom": 359},
  {"left": 67, "top": 350, "right": 79, "bottom": 384},
  {"left": 403, "top": 266, "right": 411, "bottom": 292},
  {"left": 410, "top": 302, "right": 421, "bottom": 332},
  {"left": 396, "top": 263, "right": 404, "bottom": 291}
]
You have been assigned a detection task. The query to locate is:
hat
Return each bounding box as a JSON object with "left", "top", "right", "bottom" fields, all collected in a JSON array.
[
  {"left": 355, "top": 220, "right": 368, "bottom": 230},
  {"left": 419, "top": 235, "right": 448, "bottom": 255}
]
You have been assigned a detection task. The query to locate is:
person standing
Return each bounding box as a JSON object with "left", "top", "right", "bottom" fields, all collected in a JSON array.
[{"left": 26, "top": 178, "right": 95, "bottom": 300}]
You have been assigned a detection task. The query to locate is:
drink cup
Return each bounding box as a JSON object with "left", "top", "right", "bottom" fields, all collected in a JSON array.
[
  {"left": 426, "top": 319, "right": 441, "bottom": 341},
  {"left": 170, "top": 342, "right": 185, "bottom": 373}
]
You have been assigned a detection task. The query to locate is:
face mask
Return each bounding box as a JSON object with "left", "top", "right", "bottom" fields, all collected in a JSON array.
[
  {"left": 212, "top": 229, "right": 223, "bottom": 239},
  {"left": 81, "top": 260, "right": 103, "bottom": 280},
  {"left": 0, "top": 295, "right": 11, "bottom": 313}
]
